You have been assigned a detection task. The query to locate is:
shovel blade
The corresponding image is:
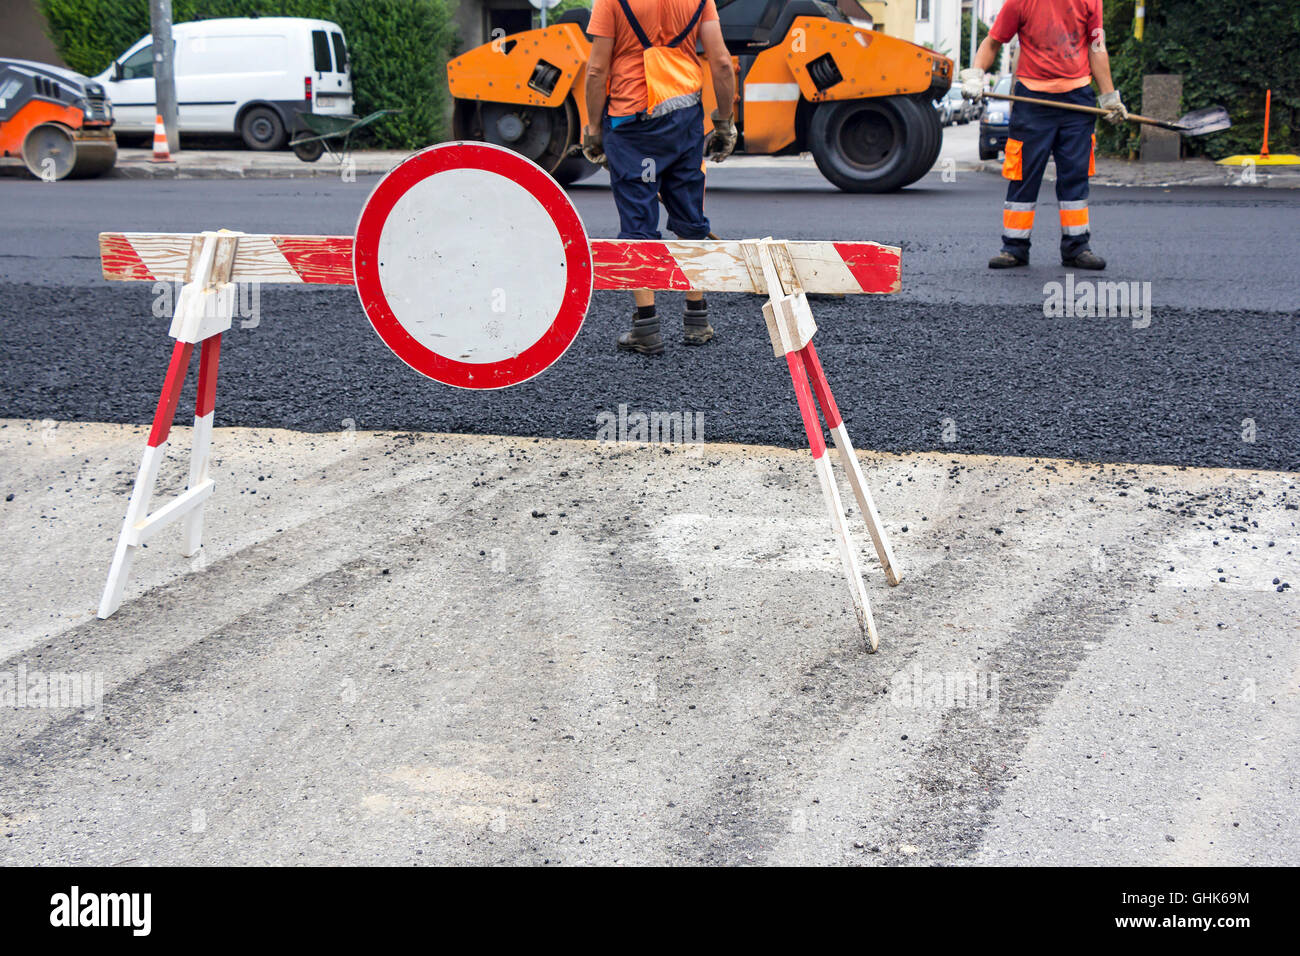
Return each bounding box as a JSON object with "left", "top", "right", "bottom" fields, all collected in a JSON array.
[{"left": 1174, "top": 105, "right": 1232, "bottom": 136}]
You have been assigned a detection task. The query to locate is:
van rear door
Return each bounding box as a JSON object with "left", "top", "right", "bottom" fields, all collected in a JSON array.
[{"left": 309, "top": 26, "right": 352, "bottom": 115}]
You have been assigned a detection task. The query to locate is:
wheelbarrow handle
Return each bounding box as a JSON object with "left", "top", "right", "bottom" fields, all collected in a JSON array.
[{"left": 985, "top": 91, "right": 1180, "bottom": 131}]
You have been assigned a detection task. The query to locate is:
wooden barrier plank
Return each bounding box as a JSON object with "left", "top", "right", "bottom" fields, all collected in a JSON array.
[{"left": 99, "top": 233, "right": 901, "bottom": 295}]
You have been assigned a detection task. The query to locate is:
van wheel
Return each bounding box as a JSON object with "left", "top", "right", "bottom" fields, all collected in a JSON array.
[{"left": 241, "top": 106, "right": 287, "bottom": 150}]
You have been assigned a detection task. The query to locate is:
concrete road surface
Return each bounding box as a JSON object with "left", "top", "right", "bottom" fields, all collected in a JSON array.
[{"left": 0, "top": 421, "right": 1296, "bottom": 865}]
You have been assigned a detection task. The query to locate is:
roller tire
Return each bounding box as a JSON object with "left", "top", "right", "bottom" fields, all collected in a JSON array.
[{"left": 809, "top": 96, "right": 922, "bottom": 193}]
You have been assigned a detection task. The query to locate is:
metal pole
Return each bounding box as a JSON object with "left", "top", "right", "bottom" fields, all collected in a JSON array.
[
  {"left": 150, "top": 0, "right": 179, "bottom": 153},
  {"left": 968, "top": 0, "right": 978, "bottom": 75}
]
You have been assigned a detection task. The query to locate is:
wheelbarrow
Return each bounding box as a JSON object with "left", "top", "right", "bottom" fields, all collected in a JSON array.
[{"left": 290, "top": 109, "right": 404, "bottom": 163}]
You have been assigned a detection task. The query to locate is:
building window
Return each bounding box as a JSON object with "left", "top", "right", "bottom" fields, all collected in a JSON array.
[{"left": 916, "top": 0, "right": 931, "bottom": 21}]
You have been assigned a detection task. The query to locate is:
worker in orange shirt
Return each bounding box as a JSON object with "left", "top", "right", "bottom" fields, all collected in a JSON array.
[
  {"left": 582, "top": 0, "right": 737, "bottom": 354},
  {"left": 962, "top": 0, "right": 1128, "bottom": 270}
]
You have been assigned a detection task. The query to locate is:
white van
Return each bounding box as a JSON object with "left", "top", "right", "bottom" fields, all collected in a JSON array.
[{"left": 95, "top": 17, "right": 353, "bottom": 149}]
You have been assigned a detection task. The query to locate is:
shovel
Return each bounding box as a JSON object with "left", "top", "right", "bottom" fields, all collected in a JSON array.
[{"left": 986, "top": 92, "right": 1231, "bottom": 136}]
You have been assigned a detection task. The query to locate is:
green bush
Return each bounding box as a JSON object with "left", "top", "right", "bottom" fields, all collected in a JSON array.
[
  {"left": 1098, "top": 0, "right": 1299, "bottom": 158},
  {"left": 36, "top": 0, "right": 456, "bottom": 148}
]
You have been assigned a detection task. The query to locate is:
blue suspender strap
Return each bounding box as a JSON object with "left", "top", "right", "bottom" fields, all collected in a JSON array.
[
  {"left": 615, "top": 0, "right": 653, "bottom": 49},
  {"left": 669, "top": 0, "right": 709, "bottom": 47}
]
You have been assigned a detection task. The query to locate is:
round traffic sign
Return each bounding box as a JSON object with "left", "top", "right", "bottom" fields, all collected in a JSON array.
[{"left": 353, "top": 142, "right": 592, "bottom": 389}]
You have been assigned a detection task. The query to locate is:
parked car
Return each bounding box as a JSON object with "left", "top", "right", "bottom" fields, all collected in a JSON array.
[
  {"left": 94, "top": 17, "right": 354, "bottom": 150},
  {"left": 934, "top": 94, "right": 953, "bottom": 126},
  {"left": 979, "top": 74, "right": 1014, "bottom": 160},
  {"left": 943, "top": 86, "right": 975, "bottom": 124}
]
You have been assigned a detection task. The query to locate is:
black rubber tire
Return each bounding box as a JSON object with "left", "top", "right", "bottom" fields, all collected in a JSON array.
[
  {"left": 240, "top": 106, "right": 287, "bottom": 151},
  {"left": 291, "top": 137, "right": 325, "bottom": 162},
  {"left": 808, "top": 96, "right": 920, "bottom": 193},
  {"left": 979, "top": 144, "right": 998, "bottom": 160},
  {"left": 552, "top": 154, "right": 600, "bottom": 185},
  {"left": 897, "top": 95, "right": 942, "bottom": 188}
]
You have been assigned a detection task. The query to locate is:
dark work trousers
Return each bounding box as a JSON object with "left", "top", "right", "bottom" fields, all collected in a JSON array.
[
  {"left": 1001, "top": 81, "right": 1098, "bottom": 262},
  {"left": 603, "top": 102, "right": 710, "bottom": 240}
]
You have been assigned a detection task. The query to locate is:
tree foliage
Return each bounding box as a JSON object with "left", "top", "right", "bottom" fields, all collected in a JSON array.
[{"left": 1097, "top": 0, "right": 1298, "bottom": 158}]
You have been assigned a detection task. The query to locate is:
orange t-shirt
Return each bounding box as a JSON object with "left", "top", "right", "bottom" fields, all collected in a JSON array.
[{"left": 588, "top": 0, "right": 720, "bottom": 117}]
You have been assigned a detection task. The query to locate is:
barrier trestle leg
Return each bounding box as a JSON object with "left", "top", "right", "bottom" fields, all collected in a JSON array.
[
  {"left": 750, "top": 238, "right": 902, "bottom": 652},
  {"left": 97, "top": 231, "right": 241, "bottom": 619}
]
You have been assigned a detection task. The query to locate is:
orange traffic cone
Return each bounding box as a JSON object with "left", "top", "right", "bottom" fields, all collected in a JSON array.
[{"left": 151, "top": 114, "right": 173, "bottom": 163}]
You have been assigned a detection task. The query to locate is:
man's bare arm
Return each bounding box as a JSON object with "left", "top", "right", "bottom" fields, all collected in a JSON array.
[
  {"left": 1088, "top": 45, "right": 1116, "bottom": 95},
  {"left": 585, "top": 36, "right": 613, "bottom": 134},
  {"left": 973, "top": 35, "right": 1002, "bottom": 73},
  {"left": 699, "top": 20, "right": 735, "bottom": 120}
]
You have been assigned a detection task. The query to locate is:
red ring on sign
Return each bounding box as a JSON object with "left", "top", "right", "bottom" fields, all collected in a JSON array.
[{"left": 353, "top": 142, "right": 592, "bottom": 390}]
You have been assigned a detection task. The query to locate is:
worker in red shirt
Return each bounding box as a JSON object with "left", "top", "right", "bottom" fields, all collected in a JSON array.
[
  {"left": 582, "top": 0, "right": 737, "bottom": 354},
  {"left": 961, "top": 0, "right": 1127, "bottom": 270}
]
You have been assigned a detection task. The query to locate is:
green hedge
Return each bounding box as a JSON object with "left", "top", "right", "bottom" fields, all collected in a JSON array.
[
  {"left": 1098, "top": 0, "right": 1299, "bottom": 158},
  {"left": 37, "top": 0, "right": 456, "bottom": 148}
]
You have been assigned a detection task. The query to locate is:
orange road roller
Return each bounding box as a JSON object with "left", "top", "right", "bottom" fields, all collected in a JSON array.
[
  {"left": 0, "top": 58, "right": 118, "bottom": 181},
  {"left": 447, "top": 0, "right": 953, "bottom": 191}
]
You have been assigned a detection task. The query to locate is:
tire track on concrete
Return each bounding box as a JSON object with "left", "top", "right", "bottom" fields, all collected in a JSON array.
[{"left": 668, "top": 465, "right": 1191, "bottom": 865}]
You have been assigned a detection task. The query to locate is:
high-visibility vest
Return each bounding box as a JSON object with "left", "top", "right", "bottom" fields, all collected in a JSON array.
[{"left": 615, "top": 0, "right": 709, "bottom": 119}]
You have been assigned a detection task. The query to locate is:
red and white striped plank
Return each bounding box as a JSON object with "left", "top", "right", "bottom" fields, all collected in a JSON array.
[{"left": 99, "top": 233, "right": 901, "bottom": 296}]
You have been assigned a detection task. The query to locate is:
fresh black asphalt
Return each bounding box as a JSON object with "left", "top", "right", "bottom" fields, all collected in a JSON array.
[{"left": 1, "top": 167, "right": 1296, "bottom": 470}]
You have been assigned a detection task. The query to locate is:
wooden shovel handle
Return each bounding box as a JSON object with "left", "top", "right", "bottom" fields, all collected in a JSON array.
[{"left": 985, "top": 91, "right": 1173, "bottom": 129}]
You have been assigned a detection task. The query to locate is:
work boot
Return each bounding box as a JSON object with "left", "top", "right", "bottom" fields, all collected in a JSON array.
[
  {"left": 1062, "top": 250, "right": 1106, "bottom": 270},
  {"left": 683, "top": 298, "right": 714, "bottom": 345},
  {"left": 989, "top": 251, "right": 1028, "bottom": 269},
  {"left": 617, "top": 309, "right": 664, "bottom": 355}
]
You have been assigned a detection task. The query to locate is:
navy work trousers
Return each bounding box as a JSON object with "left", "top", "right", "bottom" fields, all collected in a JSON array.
[
  {"left": 1001, "top": 81, "right": 1097, "bottom": 262},
  {"left": 603, "top": 102, "right": 710, "bottom": 241}
]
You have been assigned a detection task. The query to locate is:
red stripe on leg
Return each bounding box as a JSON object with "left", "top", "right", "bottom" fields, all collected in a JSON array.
[
  {"left": 801, "top": 341, "right": 842, "bottom": 429},
  {"left": 786, "top": 351, "right": 827, "bottom": 459},
  {"left": 272, "top": 235, "right": 355, "bottom": 285},
  {"left": 833, "top": 242, "right": 902, "bottom": 294},
  {"left": 147, "top": 341, "right": 195, "bottom": 448},
  {"left": 592, "top": 240, "right": 692, "bottom": 291},
  {"left": 195, "top": 335, "right": 222, "bottom": 418}
]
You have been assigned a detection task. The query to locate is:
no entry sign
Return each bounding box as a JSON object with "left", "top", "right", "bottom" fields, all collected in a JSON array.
[{"left": 353, "top": 142, "right": 593, "bottom": 389}]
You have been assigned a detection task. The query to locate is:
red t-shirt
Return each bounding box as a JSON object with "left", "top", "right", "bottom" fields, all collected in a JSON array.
[
  {"left": 589, "top": 0, "right": 720, "bottom": 116},
  {"left": 990, "top": 0, "right": 1103, "bottom": 91}
]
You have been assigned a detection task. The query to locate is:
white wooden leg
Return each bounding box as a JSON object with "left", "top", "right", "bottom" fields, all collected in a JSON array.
[
  {"left": 813, "top": 452, "right": 879, "bottom": 652},
  {"left": 98, "top": 442, "right": 166, "bottom": 619},
  {"left": 182, "top": 410, "right": 214, "bottom": 557},
  {"left": 829, "top": 423, "right": 902, "bottom": 587}
]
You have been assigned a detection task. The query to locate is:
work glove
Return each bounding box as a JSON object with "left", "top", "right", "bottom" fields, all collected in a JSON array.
[
  {"left": 705, "top": 110, "right": 737, "bottom": 163},
  {"left": 1098, "top": 90, "right": 1129, "bottom": 125},
  {"left": 959, "top": 67, "right": 986, "bottom": 100},
  {"left": 581, "top": 127, "right": 607, "bottom": 168}
]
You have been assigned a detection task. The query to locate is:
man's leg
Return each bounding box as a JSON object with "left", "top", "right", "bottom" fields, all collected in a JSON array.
[
  {"left": 995, "top": 94, "right": 1056, "bottom": 267},
  {"left": 656, "top": 106, "right": 714, "bottom": 343},
  {"left": 1053, "top": 91, "right": 1101, "bottom": 267},
  {"left": 604, "top": 116, "right": 666, "bottom": 353}
]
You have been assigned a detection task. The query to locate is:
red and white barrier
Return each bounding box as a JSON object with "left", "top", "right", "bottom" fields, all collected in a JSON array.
[
  {"left": 100, "top": 233, "right": 900, "bottom": 295},
  {"left": 95, "top": 142, "right": 903, "bottom": 651}
]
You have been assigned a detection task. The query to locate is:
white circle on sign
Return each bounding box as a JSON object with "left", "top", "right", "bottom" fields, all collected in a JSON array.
[{"left": 375, "top": 168, "right": 568, "bottom": 365}]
